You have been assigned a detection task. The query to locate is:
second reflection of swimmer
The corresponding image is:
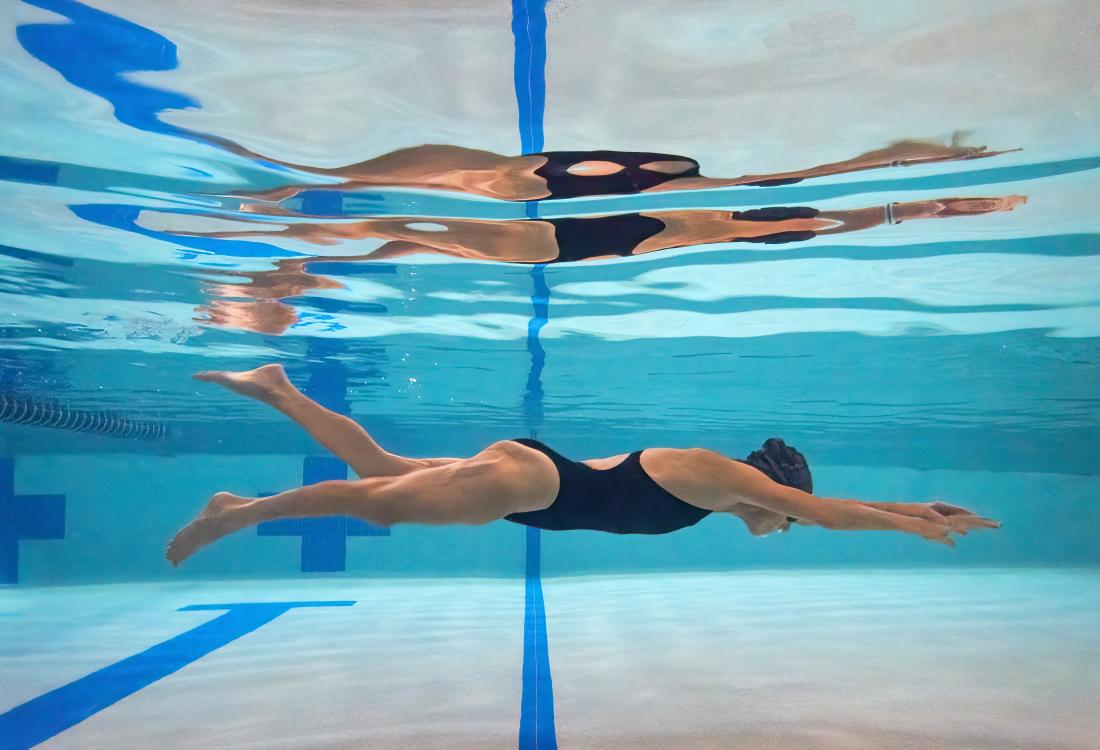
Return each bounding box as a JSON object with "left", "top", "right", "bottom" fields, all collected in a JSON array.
[
  {"left": 178, "top": 195, "right": 1026, "bottom": 264},
  {"left": 180, "top": 195, "right": 1026, "bottom": 334}
]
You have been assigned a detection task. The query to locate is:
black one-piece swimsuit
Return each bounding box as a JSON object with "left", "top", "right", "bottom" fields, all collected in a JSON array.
[
  {"left": 535, "top": 207, "right": 823, "bottom": 264},
  {"left": 531, "top": 149, "right": 805, "bottom": 199},
  {"left": 503, "top": 438, "right": 712, "bottom": 535}
]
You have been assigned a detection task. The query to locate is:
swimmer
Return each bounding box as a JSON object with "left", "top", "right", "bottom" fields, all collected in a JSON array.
[
  {"left": 179, "top": 196, "right": 1028, "bottom": 265},
  {"left": 215, "top": 135, "right": 1020, "bottom": 204},
  {"left": 166, "top": 364, "right": 1000, "bottom": 565}
]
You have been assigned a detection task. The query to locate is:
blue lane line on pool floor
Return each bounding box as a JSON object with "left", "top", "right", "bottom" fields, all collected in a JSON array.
[
  {"left": 520, "top": 525, "right": 557, "bottom": 750},
  {"left": 512, "top": 1, "right": 557, "bottom": 748},
  {"left": 0, "top": 601, "right": 355, "bottom": 750}
]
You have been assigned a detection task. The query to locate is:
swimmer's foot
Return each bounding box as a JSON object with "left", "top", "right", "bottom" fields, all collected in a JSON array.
[
  {"left": 193, "top": 363, "right": 294, "bottom": 406},
  {"left": 166, "top": 492, "right": 253, "bottom": 566}
]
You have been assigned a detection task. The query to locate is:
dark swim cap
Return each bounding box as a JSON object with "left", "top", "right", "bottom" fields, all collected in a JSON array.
[{"left": 744, "top": 438, "right": 813, "bottom": 494}]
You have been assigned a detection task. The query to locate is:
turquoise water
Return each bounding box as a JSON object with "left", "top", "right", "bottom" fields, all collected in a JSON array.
[{"left": 2, "top": 1, "right": 1099, "bottom": 748}]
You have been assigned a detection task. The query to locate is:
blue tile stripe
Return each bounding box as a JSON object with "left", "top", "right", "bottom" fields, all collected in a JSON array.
[
  {"left": 0, "top": 601, "right": 355, "bottom": 749},
  {"left": 511, "top": 0, "right": 546, "bottom": 155},
  {"left": 519, "top": 526, "right": 557, "bottom": 750},
  {"left": 17, "top": 0, "right": 198, "bottom": 141},
  {"left": 1, "top": 457, "right": 65, "bottom": 584},
  {"left": 512, "top": 2, "right": 557, "bottom": 748}
]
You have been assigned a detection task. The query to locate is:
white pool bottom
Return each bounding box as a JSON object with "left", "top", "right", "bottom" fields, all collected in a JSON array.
[{"left": 2, "top": 569, "right": 1097, "bottom": 749}]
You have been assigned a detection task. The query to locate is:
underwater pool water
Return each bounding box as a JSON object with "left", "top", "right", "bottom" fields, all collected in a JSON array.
[{"left": 1, "top": 0, "right": 1098, "bottom": 748}]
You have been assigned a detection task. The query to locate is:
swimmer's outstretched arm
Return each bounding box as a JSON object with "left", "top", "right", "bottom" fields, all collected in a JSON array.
[
  {"left": 743, "top": 484, "right": 962, "bottom": 545},
  {"left": 737, "top": 478, "right": 999, "bottom": 545},
  {"left": 814, "top": 195, "right": 1027, "bottom": 235},
  {"left": 669, "top": 451, "right": 998, "bottom": 546}
]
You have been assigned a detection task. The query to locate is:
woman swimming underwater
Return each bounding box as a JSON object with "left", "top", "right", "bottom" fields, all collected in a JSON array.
[{"left": 166, "top": 365, "right": 999, "bottom": 565}]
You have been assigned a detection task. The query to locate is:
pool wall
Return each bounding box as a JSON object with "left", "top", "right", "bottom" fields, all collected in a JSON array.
[{"left": 5, "top": 452, "right": 1096, "bottom": 585}]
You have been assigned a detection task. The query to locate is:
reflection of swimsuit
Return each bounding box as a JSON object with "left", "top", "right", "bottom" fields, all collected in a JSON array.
[
  {"left": 535, "top": 206, "right": 822, "bottom": 263},
  {"left": 504, "top": 438, "right": 711, "bottom": 534},
  {"left": 533, "top": 150, "right": 701, "bottom": 198},
  {"left": 543, "top": 214, "right": 667, "bottom": 262},
  {"left": 531, "top": 150, "right": 804, "bottom": 198}
]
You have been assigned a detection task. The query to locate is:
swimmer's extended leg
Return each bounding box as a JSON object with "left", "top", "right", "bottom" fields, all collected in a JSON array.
[
  {"left": 194, "top": 365, "right": 446, "bottom": 477},
  {"left": 166, "top": 441, "right": 553, "bottom": 565}
]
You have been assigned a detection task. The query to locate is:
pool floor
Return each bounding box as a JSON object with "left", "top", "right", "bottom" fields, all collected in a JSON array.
[{"left": 2, "top": 569, "right": 1097, "bottom": 749}]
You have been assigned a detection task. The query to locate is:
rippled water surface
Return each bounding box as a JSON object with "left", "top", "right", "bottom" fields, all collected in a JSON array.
[{"left": 2, "top": 0, "right": 1097, "bottom": 470}]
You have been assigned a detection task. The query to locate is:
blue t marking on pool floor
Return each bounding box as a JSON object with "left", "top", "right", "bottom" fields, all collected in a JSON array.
[
  {"left": 0, "top": 600, "right": 355, "bottom": 750},
  {"left": 0, "top": 457, "right": 65, "bottom": 584}
]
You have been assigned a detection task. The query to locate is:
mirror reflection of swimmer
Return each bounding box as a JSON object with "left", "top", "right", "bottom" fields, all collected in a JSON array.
[
  {"left": 216, "top": 137, "right": 1020, "bottom": 203},
  {"left": 165, "top": 364, "right": 1001, "bottom": 566},
  {"left": 188, "top": 195, "right": 1025, "bottom": 334},
  {"left": 182, "top": 195, "right": 1027, "bottom": 265}
]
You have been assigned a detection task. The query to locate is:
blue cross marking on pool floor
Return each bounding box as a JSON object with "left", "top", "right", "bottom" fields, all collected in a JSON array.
[
  {"left": 1, "top": 457, "right": 65, "bottom": 584},
  {"left": 257, "top": 456, "right": 388, "bottom": 573}
]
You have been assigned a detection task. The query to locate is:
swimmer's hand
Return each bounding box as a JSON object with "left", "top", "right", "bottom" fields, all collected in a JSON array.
[
  {"left": 900, "top": 502, "right": 1000, "bottom": 546},
  {"left": 923, "top": 501, "right": 1001, "bottom": 533},
  {"left": 900, "top": 514, "right": 957, "bottom": 546}
]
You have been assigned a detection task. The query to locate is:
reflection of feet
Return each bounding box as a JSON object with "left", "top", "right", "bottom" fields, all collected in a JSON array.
[
  {"left": 196, "top": 299, "right": 298, "bottom": 335},
  {"left": 193, "top": 363, "right": 294, "bottom": 405},
  {"left": 166, "top": 492, "right": 251, "bottom": 566}
]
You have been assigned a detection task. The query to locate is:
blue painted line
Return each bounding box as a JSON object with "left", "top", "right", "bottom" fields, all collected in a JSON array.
[
  {"left": 0, "top": 243, "right": 73, "bottom": 267},
  {"left": 297, "top": 189, "right": 344, "bottom": 217},
  {"left": 0, "top": 156, "right": 59, "bottom": 186},
  {"left": 512, "top": 2, "right": 556, "bottom": 748},
  {"left": 523, "top": 266, "right": 549, "bottom": 433},
  {"left": 18, "top": 0, "right": 199, "bottom": 141},
  {"left": 69, "top": 204, "right": 299, "bottom": 259},
  {"left": 1, "top": 457, "right": 65, "bottom": 584},
  {"left": 511, "top": 0, "right": 547, "bottom": 155},
  {"left": 0, "top": 600, "right": 355, "bottom": 749},
  {"left": 519, "top": 526, "right": 557, "bottom": 750}
]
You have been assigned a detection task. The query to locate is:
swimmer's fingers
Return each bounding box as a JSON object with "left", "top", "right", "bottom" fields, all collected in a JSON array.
[
  {"left": 954, "top": 515, "right": 1001, "bottom": 531},
  {"left": 961, "top": 147, "right": 1022, "bottom": 160},
  {"left": 896, "top": 146, "right": 1021, "bottom": 167},
  {"left": 927, "top": 502, "right": 1001, "bottom": 531},
  {"left": 920, "top": 508, "right": 968, "bottom": 537},
  {"left": 907, "top": 516, "right": 957, "bottom": 547}
]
